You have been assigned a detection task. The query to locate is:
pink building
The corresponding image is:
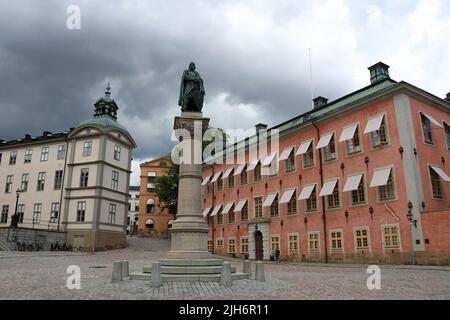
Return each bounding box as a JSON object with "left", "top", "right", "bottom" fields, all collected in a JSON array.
[{"left": 202, "top": 62, "right": 450, "bottom": 265}]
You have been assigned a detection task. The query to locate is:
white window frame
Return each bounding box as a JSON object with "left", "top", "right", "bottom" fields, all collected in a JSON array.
[
  {"left": 329, "top": 229, "right": 344, "bottom": 253},
  {"left": 301, "top": 139, "right": 315, "bottom": 169},
  {"left": 343, "top": 122, "right": 363, "bottom": 156},
  {"left": 82, "top": 141, "right": 92, "bottom": 157},
  {"left": 348, "top": 172, "right": 368, "bottom": 207},
  {"left": 374, "top": 165, "right": 398, "bottom": 203},
  {"left": 114, "top": 145, "right": 121, "bottom": 161},
  {"left": 307, "top": 231, "right": 321, "bottom": 254},
  {"left": 108, "top": 203, "right": 117, "bottom": 224},
  {"left": 287, "top": 232, "right": 299, "bottom": 256},
  {"left": 381, "top": 223, "right": 402, "bottom": 251},
  {"left": 353, "top": 226, "right": 371, "bottom": 252},
  {"left": 368, "top": 112, "right": 390, "bottom": 150},
  {"left": 40, "top": 146, "right": 49, "bottom": 162}
]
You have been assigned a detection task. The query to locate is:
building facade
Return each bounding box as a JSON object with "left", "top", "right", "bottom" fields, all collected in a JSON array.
[
  {"left": 138, "top": 157, "right": 174, "bottom": 237},
  {"left": 202, "top": 62, "right": 450, "bottom": 265},
  {"left": 0, "top": 84, "right": 137, "bottom": 250},
  {"left": 127, "top": 186, "right": 140, "bottom": 235}
]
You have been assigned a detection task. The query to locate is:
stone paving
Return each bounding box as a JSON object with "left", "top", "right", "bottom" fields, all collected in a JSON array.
[{"left": 1, "top": 237, "right": 449, "bottom": 300}]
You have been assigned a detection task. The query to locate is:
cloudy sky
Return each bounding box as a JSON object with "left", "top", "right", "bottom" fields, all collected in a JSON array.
[{"left": 1, "top": 0, "right": 449, "bottom": 185}]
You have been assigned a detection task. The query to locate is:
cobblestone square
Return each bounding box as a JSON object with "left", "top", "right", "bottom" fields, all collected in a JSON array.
[{"left": 1, "top": 237, "right": 449, "bottom": 300}]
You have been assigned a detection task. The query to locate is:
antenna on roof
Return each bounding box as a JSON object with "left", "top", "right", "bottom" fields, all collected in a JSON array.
[{"left": 309, "top": 48, "right": 314, "bottom": 110}]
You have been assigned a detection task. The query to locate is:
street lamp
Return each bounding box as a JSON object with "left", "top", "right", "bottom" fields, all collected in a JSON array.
[
  {"left": 10, "top": 188, "right": 21, "bottom": 228},
  {"left": 406, "top": 201, "right": 417, "bottom": 228}
]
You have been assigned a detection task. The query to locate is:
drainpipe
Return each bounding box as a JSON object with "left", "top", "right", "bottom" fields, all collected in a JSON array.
[
  {"left": 311, "top": 118, "right": 328, "bottom": 263},
  {"left": 57, "top": 138, "right": 69, "bottom": 232}
]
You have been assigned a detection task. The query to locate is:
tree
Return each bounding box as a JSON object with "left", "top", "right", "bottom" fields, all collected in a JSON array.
[{"left": 155, "top": 162, "right": 179, "bottom": 216}]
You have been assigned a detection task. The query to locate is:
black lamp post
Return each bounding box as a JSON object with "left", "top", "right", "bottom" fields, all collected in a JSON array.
[{"left": 10, "top": 188, "right": 21, "bottom": 228}]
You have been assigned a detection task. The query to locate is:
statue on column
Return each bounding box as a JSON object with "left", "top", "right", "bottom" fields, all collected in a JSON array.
[{"left": 178, "top": 62, "right": 205, "bottom": 112}]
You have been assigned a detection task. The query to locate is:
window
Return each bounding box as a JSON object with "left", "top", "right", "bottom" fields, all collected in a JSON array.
[
  {"left": 216, "top": 239, "right": 224, "bottom": 248},
  {"left": 287, "top": 191, "right": 297, "bottom": 215},
  {"left": 17, "top": 204, "right": 24, "bottom": 223},
  {"left": 270, "top": 236, "right": 280, "bottom": 255},
  {"left": 111, "top": 171, "right": 119, "bottom": 190},
  {"left": 40, "top": 147, "right": 49, "bottom": 161},
  {"left": 327, "top": 181, "right": 340, "bottom": 209},
  {"left": 445, "top": 122, "right": 450, "bottom": 150},
  {"left": 270, "top": 195, "right": 279, "bottom": 217},
  {"left": 37, "top": 172, "right": 46, "bottom": 191},
  {"left": 330, "top": 230, "right": 343, "bottom": 250},
  {"left": 207, "top": 183, "right": 213, "bottom": 194},
  {"left": 77, "top": 201, "right": 86, "bottom": 222},
  {"left": 346, "top": 126, "right": 361, "bottom": 154},
  {"left": 57, "top": 144, "right": 66, "bottom": 160},
  {"left": 308, "top": 232, "right": 320, "bottom": 252},
  {"left": 305, "top": 185, "right": 317, "bottom": 212},
  {"left": 1, "top": 205, "right": 8, "bottom": 224},
  {"left": 421, "top": 113, "right": 433, "bottom": 144},
  {"left": 371, "top": 117, "right": 388, "bottom": 148},
  {"left": 228, "top": 238, "right": 236, "bottom": 254},
  {"left": 303, "top": 141, "right": 314, "bottom": 167},
  {"left": 241, "top": 202, "right": 248, "bottom": 221},
  {"left": 9, "top": 151, "right": 17, "bottom": 165},
  {"left": 288, "top": 234, "right": 298, "bottom": 255},
  {"left": 285, "top": 152, "right": 296, "bottom": 172},
  {"left": 254, "top": 196, "right": 263, "bottom": 218},
  {"left": 147, "top": 172, "right": 156, "bottom": 192},
  {"left": 217, "top": 212, "right": 223, "bottom": 225},
  {"left": 240, "top": 169, "right": 248, "bottom": 185},
  {"left": 378, "top": 172, "right": 396, "bottom": 201},
  {"left": 146, "top": 199, "right": 155, "bottom": 214},
  {"left": 355, "top": 227, "right": 370, "bottom": 250},
  {"left": 79, "top": 168, "right": 89, "bottom": 188},
  {"left": 114, "top": 145, "right": 121, "bottom": 161},
  {"left": 323, "top": 134, "right": 337, "bottom": 161},
  {"left": 5, "top": 175, "right": 13, "bottom": 193},
  {"left": 228, "top": 171, "right": 235, "bottom": 189},
  {"left": 33, "top": 203, "right": 42, "bottom": 224},
  {"left": 20, "top": 173, "right": 29, "bottom": 192},
  {"left": 383, "top": 225, "right": 400, "bottom": 249},
  {"left": 241, "top": 237, "right": 249, "bottom": 254},
  {"left": 217, "top": 177, "right": 223, "bottom": 191},
  {"left": 228, "top": 205, "right": 235, "bottom": 223},
  {"left": 108, "top": 204, "right": 116, "bottom": 224},
  {"left": 82, "top": 141, "right": 92, "bottom": 157},
  {"left": 54, "top": 170, "right": 63, "bottom": 190},
  {"left": 50, "top": 202, "right": 59, "bottom": 223},
  {"left": 254, "top": 163, "right": 262, "bottom": 181},
  {"left": 208, "top": 240, "right": 213, "bottom": 252},
  {"left": 351, "top": 176, "right": 366, "bottom": 205},
  {"left": 430, "top": 167, "right": 443, "bottom": 199},
  {"left": 24, "top": 149, "right": 33, "bottom": 163}
]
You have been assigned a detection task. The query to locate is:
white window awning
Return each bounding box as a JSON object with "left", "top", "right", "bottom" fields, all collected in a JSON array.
[
  {"left": 222, "top": 167, "right": 234, "bottom": 179},
  {"left": 247, "top": 159, "right": 260, "bottom": 171},
  {"left": 279, "top": 147, "right": 294, "bottom": 161},
  {"left": 298, "top": 184, "right": 316, "bottom": 200},
  {"left": 339, "top": 124, "right": 358, "bottom": 142},
  {"left": 343, "top": 174, "right": 363, "bottom": 192},
  {"left": 279, "top": 188, "right": 296, "bottom": 204},
  {"left": 430, "top": 165, "right": 450, "bottom": 182},
  {"left": 148, "top": 172, "right": 157, "bottom": 177},
  {"left": 202, "top": 207, "right": 212, "bottom": 217},
  {"left": 262, "top": 192, "right": 278, "bottom": 207},
  {"left": 262, "top": 153, "right": 277, "bottom": 166},
  {"left": 316, "top": 132, "right": 334, "bottom": 149},
  {"left": 222, "top": 202, "right": 235, "bottom": 214},
  {"left": 234, "top": 199, "right": 248, "bottom": 212},
  {"left": 319, "top": 179, "right": 338, "bottom": 197},
  {"left": 234, "top": 164, "right": 247, "bottom": 176},
  {"left": 210, "top": 204, "right": 223, "bottom": 216},
  {"left": 145, "top": 219, "right": 154, "bottom": 225},
  {"left": 210, "top": 171, "right": 223, "bottom": 183},
  {"left": 364, "top": 114, "right": 384, "bottom": 134},
  {"left": 370, "top": 167, "right": 392, "bottom": 187},
  {"left": 296, "top": 140, "right": 312, "bottom": 155},
  {"left": 421, "top": 112, "right": 444, "bottom": 128},
  {"left": 201, "top": 174, "right": 212, "bottom": 186}
]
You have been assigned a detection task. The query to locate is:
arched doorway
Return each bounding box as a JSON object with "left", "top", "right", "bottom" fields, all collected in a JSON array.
[{"left": 254, "top": 230, "right": 263, "bottom": 261}]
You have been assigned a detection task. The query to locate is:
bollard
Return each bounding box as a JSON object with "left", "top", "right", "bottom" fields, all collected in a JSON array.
[
  {"left": 243, "top": 260, "right": 252, "bottom": 276},
  {"left": 221, "top": 262, "right": 232, "bottom": 287},
  {"left": 121, "top": 260, "right": 129, "bottom": 278},
  {"left": 255, "top": 261, "right": 265, "bottom": 281},
  {"left": 112, "top": 261, "right": 123, "bottom": 282},
  {"left": 150, "top": 261, "right": 162, "bottom": 288}
]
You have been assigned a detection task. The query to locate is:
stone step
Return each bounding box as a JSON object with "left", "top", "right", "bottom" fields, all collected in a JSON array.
[
  {"left": 157, "top": 259, "right": 225, "bottom": 267},
  {"left": 142, "top": 265, "right": 237, "bottom": 274},
  {"left": 129, "top": 271, "right": 249, "bottom": 282}
]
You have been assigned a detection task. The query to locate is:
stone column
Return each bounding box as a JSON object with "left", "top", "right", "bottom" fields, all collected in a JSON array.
[{"left": 168, "top": 112, "right": 211, "bottom": 259}]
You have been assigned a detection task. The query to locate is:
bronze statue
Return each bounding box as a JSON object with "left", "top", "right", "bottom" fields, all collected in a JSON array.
[{"left": 178, "top": 62, "right": 205, "bottom": 112}]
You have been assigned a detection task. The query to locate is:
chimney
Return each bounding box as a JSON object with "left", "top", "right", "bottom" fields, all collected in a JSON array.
[
  {"left": 313, "top": 96, "right": 328, "bottom": 109},
  {"left": 368, "top": 62, "right": 390, "bottom": 84},
  {"left": 25, "top": 134, "right": 31, "bottom": 139},
  {"left": 445, "top": 92, "right": 450, "bottom": 103},
  {"left": 255, "top": 123, "right": 268, "bottom": 135}
]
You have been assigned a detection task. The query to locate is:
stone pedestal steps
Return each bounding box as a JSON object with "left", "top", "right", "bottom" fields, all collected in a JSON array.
[{"left": 129, "top": 258, "right": 250, "bottom": 282}]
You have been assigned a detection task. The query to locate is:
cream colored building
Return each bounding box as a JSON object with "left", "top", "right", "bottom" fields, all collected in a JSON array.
[{"left": 0, "top": 84, "right": 136, "bottom": 250}]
